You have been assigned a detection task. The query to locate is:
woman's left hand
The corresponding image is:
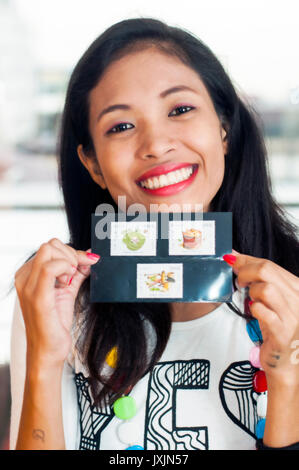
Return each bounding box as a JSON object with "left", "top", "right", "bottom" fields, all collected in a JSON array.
[{"left": 225, "top": 252, "right": 299, "bottom": 384}]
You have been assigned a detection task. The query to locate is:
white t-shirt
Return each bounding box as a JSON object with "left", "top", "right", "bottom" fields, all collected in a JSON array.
[{"left": 10, "top": 289, "right": 258, "bottom": 450}]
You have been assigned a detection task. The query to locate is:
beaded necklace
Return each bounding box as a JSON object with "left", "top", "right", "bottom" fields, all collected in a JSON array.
[
  {"left": 244, "top": 293, "right": 267, "bottom": 440},
  {"left": 105, "top": 347, "right": 142, "bottom": 450},
  {"left": 105, "top": 291, "right": 267, "bottom": 449}
]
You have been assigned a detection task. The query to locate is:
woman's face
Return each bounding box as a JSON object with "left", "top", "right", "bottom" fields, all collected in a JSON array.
[{"left": 78, "top": 47, "right": 227, "bottom": 212}]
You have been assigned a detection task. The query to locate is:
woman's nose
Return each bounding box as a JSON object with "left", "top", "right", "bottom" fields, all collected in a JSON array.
[{"left": 135, "top": 123, "right": 177, "bottom": 160}]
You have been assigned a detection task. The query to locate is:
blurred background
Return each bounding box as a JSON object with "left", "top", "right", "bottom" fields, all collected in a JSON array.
[{"left": 0, "top": 0, "right": 299, "bottom": 450}]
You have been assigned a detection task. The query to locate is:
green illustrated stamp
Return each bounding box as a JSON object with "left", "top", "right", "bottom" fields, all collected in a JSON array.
[
  {"left": 122, "top": 230, "right": 146, "bottom": 251},
  {"left": 110, "top": 221, "right": 157, "bottom": 256}
]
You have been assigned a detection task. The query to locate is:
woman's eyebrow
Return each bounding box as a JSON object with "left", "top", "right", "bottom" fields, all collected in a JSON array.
[{"left": 96, "top": 85, "right": 199, "bottom": 123}]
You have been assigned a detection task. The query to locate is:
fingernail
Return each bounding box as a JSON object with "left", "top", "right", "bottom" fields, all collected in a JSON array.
[
  {"left": 248, "top": 300, "right": 254, "bottom": 307},
  {"left": 86, "top": 252, "right": 100, "bottom": 260},
  {"left": 223, "top": 254, "right": 237, "bottom": 265},
  {"left": 68, "top": 276, "right": 73, "bottom": 286}
]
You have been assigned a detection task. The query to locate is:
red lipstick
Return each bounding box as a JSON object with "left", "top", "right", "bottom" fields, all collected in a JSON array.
[
  {"left": 136, "top": 162, "right": 194, "bottom": 183},
  {"left": 136, "top": 163, "right": 198, "bottom": 197}
]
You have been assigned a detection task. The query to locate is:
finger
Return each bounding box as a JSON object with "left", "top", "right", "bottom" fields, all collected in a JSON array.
[
  {"left": 74, "top": 249, "right": 101, "bottom": 273},
  {"left": 236, "top": 260, "right": 279, "bottom": 288},
  {"left": 28, "top": 244, "right": 100, "bottom": 291},
  {"left": 248, "top": 282, "right": 298, "bottom": 324},
  {"left": 234, "top": 258, "right": 299, "bottom": 298},
  {"left": 26, "top": 243, "right": 76, "bottom": 292},
  {"left": 14, "top": 244, "right": 88, "bottom": 293},
  {"left": 51, "top": 246, "right": 100, "bottom": 284},
  {"left": 24, "top": 240, "right": 100, "bottom": 294},
  {"left": 47, "top": 239, "right": 80, "bottom": 285},
  {"left": 249, "top": 300, "right": 282, "bottom": 339},
  {"left": 31, "top": 258, "right": 78, "bottom": 302},
  {"left": 249, "top": 300, "right": 296, "bottom": 352},
  {"left": 48, "top": 238, "right": 79, "bottom": 268},
  {"left": 232, "top": 254, "right": 299, "bottom": 292},
  {"left": 54, "top": 273, "right": 73, "bottom": 288},
  {"left": 66, "top": 265, "right": 91, "bottom": 291},
  {"left": 67, "top": 249, "right": 101, "bottom": 289}
]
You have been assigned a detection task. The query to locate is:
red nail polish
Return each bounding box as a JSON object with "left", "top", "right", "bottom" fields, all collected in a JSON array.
[
  {"left": 248, "top": 300, "right": 254, "bottom": 307},
  {"left": 86, "top": 252, "right": 100, "bottom": 260},
  {"left": 223, "top": 254, "right": 237, "bottom": 265},
  {"left": 68, "top": 276, "right": 73, "bottom": 286}
]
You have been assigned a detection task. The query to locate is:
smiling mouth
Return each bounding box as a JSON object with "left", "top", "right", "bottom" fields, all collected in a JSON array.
[{"left": 136, "top": 164, "right": 198, "bottom": 191}]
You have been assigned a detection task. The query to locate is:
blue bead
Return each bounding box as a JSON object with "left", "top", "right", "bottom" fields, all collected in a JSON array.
[
  {"left": 246, "top": 319, "right": 263, "bottom": 343},
  {"left": 256, "top": 418, "right": 266, "bottom": 439},
  {"left": 125, "top": 445, "right": 144, "bottom": 450}
]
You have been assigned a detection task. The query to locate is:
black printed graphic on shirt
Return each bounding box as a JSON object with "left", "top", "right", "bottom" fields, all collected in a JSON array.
[
  {"left": 74, "top": 359, "right": 257, "bottom": 450},
  {"left": 75, "top": 373, "right": 114, "bottom": 450},
  {"left": 75, "top": 359, "right": 210, "bottom": 450},
  {"left": 219, "top": 360, "right": 259, "bottom": 439},
  {"left": 144, "top": 360, "right": 210, "bottom": 450}
]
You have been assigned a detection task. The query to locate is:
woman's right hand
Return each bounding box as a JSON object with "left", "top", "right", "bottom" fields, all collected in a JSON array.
[{"left": 14, "top": 238, "right": 100, "bottom": 368}]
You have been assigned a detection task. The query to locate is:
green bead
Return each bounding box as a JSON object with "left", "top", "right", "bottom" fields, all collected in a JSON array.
[{"left": 113, "top": 396, "right": 137, "bottom": 420}]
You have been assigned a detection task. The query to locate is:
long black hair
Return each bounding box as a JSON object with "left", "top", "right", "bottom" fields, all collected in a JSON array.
[{"left": 26, "top": 17, "right": 299, "bottom": 406}]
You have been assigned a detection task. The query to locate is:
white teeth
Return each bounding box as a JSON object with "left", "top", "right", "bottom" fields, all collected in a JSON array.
[
  {"left": 153, "top": 177, "right": 159, "bottom": 188},
  {"left": 168, "top": 172, "right": 176, "bottom": 184},
  {"left": 148, "top": 179, "right": 154, "bottom": 189},
  {"left": 182, "top": 168, "right": 187, "bottom": 178},
  {"left": 173, "top": 173, "right": 179, "bottom": 184},
  {"left": 139, "top": 165, "right": 195, "bottom": 190},
  {"left": 175, "top": 170, "right": 182, "bottom": 182},
  {"left": 159, "top": 174, "right": 168, "bottom": 187}
]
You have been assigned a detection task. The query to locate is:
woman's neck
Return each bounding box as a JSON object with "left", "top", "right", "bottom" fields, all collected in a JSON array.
[{"left": 170, "top": 301, "right": 222, "bottom": 322}]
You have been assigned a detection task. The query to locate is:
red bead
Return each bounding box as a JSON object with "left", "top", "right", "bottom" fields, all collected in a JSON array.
[
  {"left": 110, "top": 374, "right": 133, "bottom": 395},
  {"left": 110, "top": 373, "right": 125, "bottom": 392},
  {"left": 124, "top": 384, "right": 133, "bottom": 395},
  {"left": 244, "top": 296, "right": 252, "bottom": 316},
  {"left": 253, "top": 370, "right": 267, "bottom": 393}
]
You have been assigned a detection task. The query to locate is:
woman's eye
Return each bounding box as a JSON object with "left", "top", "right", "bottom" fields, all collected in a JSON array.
[
  {"left": 107, "top": 122, "right": 134, "bottom": 134},
  {"left": 169, "top": 105, "right": 194, "bottom": 116},
  {"left": 106, "top": 106, "right": 194, "bottom": 134}
]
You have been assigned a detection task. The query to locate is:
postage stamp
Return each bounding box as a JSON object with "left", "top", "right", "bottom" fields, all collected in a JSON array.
[
  {"left": 110, "top": 221, "right": 157, "bottom": 256},
  {"left": 136, "top": 263, "right": 183, "bottom": 299},
  {"left": 168, "top": 220, "right": 215, "bottom": 256}
]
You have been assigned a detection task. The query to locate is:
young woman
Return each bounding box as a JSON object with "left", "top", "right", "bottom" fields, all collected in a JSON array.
[{"left": 11, "top": 17, "right": 299, "bottom": 450}]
